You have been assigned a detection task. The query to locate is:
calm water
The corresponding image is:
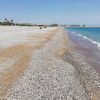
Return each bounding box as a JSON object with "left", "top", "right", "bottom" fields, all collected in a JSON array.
[{"left": 67, "top": 27, "right": 100, "bottom": 49}]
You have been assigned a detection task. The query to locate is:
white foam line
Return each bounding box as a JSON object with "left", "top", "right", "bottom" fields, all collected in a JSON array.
[{"left": 72, "top": 32, "right": 100, "bottom": 50}]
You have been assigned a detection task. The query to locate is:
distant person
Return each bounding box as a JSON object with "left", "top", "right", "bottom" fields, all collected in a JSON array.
[{"left": 40, "top": 27, "right": 42, "bottom": 29}]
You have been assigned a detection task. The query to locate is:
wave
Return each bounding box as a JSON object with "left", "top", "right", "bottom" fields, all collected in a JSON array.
[
  {"left": 72, "top": 32, "right": 100, "bottom": 50},
  {"left": 72, "top": 32, "right": 76, "bottom": 34}
]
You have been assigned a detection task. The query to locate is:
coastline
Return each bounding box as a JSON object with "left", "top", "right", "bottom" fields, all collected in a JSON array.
[
  {"left": 66, "top": 29, "right": 100, "bottom": 74},
  {"left": 0, "top": 26, "right": 100, "bottom": 99},
  {"left": 63, "top": 28, "right": 100, "bottom": 99},
  {"left": 66, "top": 27, "right": 100, "bottom": 50}
]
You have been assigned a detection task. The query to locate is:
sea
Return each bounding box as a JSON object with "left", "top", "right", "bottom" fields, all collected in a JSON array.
[
  {"left": 65, "top": 27, "right": 100, "bottom": 74},
  {"left": 67, "top": 27, "right": 100, "bottom": 49}
]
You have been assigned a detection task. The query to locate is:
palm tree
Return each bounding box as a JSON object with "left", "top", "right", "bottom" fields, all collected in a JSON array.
[
  {"left": 11, "top": 19, "right": 13, "bottom": 23},
  {"left": 4, "top": 18, "right": 8, "bottom": 22}
]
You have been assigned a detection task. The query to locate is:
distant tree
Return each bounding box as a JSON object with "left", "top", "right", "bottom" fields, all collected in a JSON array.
[
  {"left": 4, "top": 18, "right": 8, "bottom": 22},
  {"left": 10, "top": 19, "right": 15, "bottom": 26},
  {"left": 11, "top": 19, "right": 13, "bottom": 23},
  {"left": 3, "top": 18, "right": 12, "bottom": 25}
]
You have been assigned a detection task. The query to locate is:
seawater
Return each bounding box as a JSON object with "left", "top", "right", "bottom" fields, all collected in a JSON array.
[{"left": 66, "top": 27, "right": 100, "bottom": 49}]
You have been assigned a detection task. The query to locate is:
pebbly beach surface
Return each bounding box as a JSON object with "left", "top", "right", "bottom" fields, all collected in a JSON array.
[{"left": 0, "top": 26, "right": 100, "bottom": 100}]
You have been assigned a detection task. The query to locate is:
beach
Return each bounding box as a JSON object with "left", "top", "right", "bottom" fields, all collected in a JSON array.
[{"left": 0, "top": 26, "right": 100, "bottom": 100}]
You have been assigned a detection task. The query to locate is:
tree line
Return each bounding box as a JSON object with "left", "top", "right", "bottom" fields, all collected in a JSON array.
[
  {"left": 0, "top": 19, "right": 59, "bottom": 27},
  {"left": 0, "top": 18, "right": 33, "bottom": 26}
]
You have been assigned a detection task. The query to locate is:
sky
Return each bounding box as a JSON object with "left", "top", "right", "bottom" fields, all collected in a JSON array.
[{"left": 0, "top": 0, "right": 100, "bottom": 25}]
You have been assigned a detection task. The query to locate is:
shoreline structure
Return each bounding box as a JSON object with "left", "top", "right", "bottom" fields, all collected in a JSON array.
[{"left": 0, "top": 26, "right": 100, "bottom": 99}]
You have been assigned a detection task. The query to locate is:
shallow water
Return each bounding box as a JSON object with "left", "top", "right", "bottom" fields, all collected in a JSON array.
[{"left": 65, "top": 29, "right": 100, "bottom": 74}]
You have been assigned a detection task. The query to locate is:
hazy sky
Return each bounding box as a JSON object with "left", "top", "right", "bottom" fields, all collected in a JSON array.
[{"left": 0, "top": 0, "right": 100, "bottom": 25}]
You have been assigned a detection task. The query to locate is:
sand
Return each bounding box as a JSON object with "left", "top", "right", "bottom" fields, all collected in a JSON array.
[
  {"left": 0, "top": 26, "right": 100, "bottom": 100},
  {"left": 0, "top": 26, "right": 58, "bottom": 98}
]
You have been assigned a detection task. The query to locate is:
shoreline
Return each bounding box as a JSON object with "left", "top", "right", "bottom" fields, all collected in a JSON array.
[
  {"left": 66, "top": 29, "right": 100, "bottom": 74},
  {"left": 0, "top": 27, "right": 100, "bottom": 99},
  {"left": 63, "top": 28, "right": 100, "bottom": 99}
]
